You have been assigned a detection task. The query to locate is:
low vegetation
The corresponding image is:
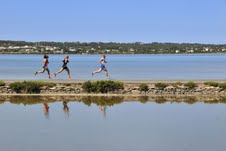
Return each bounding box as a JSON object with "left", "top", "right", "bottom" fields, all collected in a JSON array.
[
  {"left": 139, "top": 83, "right": 149, "bottom": 95},
  {"left": 171, "top": 81, "right": 183, "bottom": 87},
  {"left": 82, "top": 81, "right": 93, "bottom": 93},
  {"left": 204, "top": 81, "right": 219, "bottom": 87},
  {"left": 154, "top": 82, "right": 168, "bottom": 89},
  {"left": 82, "top": 80, "right": 124, "bottom": 93},
  {"left": 9, "top": 81, "right": 56, "bottom": 93},
  {"left": 37, "top": 81, "right": 56, "bottom": 87},
  {"left": 0, "top": 81, "right": 5, "bottom": 86},
  {"left": 4, "top": 80, "right": 226, "bottom": 95},
  {"left": 219, "top": 82, "right": 226, "bottom": 90},
  {"left": 184, "top": 81, "right": 197, "bottom": 88}
]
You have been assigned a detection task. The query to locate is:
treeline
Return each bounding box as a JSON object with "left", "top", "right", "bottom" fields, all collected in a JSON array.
[{"left": 0, "top": 40, "right": 226, "bottom": 54}]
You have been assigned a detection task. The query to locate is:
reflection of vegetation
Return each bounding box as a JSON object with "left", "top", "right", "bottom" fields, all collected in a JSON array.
[
  {"left": 0, "top": 100, "right": 5, "bottom": 104},
  {"left": 183, "top": 97, "right": 198, "bottom": 104},
  {"left": 204, "top": 96, "right": 226, "bottom": 104},
  {"left": 0, "top": 96, "right": 125, "bottom": 106},
  {"left": 8, "top": 96, "right": 53, "bottom": 105},
  {"left": 79, "top": 96, "right": 124, "bottom": 106},
  {"left": 155, "top": 97, "right": 168, "bottom": 104},
  {"left": 6, "top": 96, "right": 71, "bottom": 105},
  {"left": 9, "top": 81, "right": 56, "bottom": 93},
  {"left": 139, "top": 84, "right": 149, "bottom": 95},
  {"left": 139, "top": 96, "right": 149, "bottom": 103},
  {"left": 184, "top": 81, "right": 197, "bottom": 89},
  {"left": 1, "top": 96, "right": 226, "bottom": 106},
  {"left": 204, "top": 100, "right": 220, "bottom": 104},
  {"left": 82, "top": 80, "right": 124, "bottom": 93}
]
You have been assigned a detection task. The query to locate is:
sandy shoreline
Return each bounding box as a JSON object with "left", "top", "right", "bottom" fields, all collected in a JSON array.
[
  {"left": 0, "top": 93, "right": 222, "bottom": 97},
  {"left": 1, "top": 79, "right": 226, "bottom": 97}
]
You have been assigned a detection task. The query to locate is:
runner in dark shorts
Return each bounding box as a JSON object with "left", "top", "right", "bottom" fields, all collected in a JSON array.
[
  {"left": 35, "top": 54, "right": 51, "bottom": 79},
  {"left": 54, "top": 54, "right": 72, "bottom": 79}
]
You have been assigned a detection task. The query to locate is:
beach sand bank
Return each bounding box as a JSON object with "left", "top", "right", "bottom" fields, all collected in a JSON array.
[{"left": 1, "top": 80, "right": 226, "bottom": 96}]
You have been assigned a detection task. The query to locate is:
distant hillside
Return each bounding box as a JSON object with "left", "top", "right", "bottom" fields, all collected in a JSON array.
[{"left": 0, "top": 40, "right": 225, "bottom": 54}]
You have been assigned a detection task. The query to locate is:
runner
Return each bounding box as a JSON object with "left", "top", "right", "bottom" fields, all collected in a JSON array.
[
  {"left": 92, "top": 53, "right": 110, "bottom": 79},
  {"left": 35, "top": 54, "right": 51, "bottom": 79},
  {"left": 54, "top": 54, "right": 72, "bottom": 79},
  {"left": 63, "top": 101, "right": 70, "bottom": 117},
  {"left": 43, "top": 103, "right": 49, "bottom": 119}
]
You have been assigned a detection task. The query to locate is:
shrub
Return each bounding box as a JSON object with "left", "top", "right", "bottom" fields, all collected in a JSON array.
[
  {"left": 10, "top": 81, "right": 39, "bottom": 93},
  {"left": 154, "top": 82, "right": 168, "bottom": 89},
  {"left": 171, "top": 81, "right": 182, "bottom": 87},
  {"left": 219, "top": 82, "right": 226, "bottom": 90},
  {"left": 176, "top": 81, "right": 183, "bottom": 86},
  {"left": 82, "top": 80, "right": 124, "bottom": 93},
  {"left": 9, "top": 82, "right": 23, "bottom": 93},
  {"left": 95, "top": 80, "right": 124, "bottom": 93},
  {"left": 184, "top": 81, "right": 197, "bottom": 89},
  {"left": 0, "top": 81, "right": 5, "bottom": 86},
  {"left": 82, "top": 81, "right": 93, "bottom": 93},
  {"left": 204, "top": 81, "right": 219, "bottom": 87},
  {"left": 38, "top": 81, "right": 56, "bottom": 87},
  {"left": 9, "top": 81, "right": 56, "bottom": 93},
  {"left": 139, "top": 83, "right": 149, "bottom": 94},
  {"left": 64, "top": 83, "right": 72, "bottom": 86}
]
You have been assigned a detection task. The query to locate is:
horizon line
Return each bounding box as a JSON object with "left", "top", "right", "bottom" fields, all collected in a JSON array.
[{"left": 0, "top": 39, "right": 226, "bottom": 45}]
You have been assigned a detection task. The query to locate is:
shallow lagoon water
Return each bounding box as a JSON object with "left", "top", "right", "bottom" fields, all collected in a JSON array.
[
  {"left": 0, "top": 96, "right": 226, "bottom": 151},
  {"left": 0, "top": 54, "right": 226, "bottom": 80}
]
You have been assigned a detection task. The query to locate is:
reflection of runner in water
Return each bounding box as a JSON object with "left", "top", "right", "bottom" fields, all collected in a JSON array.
[
  {"left": 35, "top": 54, "right": 51, "bottom": 79},
  {"left": 99, "top": 106, "right": 107, "bottom": 119},
  {"left": 63, "top": 101, "right": 69, "bottom": 117},
  {"left": 54, "top": 54, "right": 72, "bottom": 79},
  {"left": 92, "top": 53, "right": 110, "bottom": 79},
  {"left": 43, "top": 103, "right": 49, "bottom": 119}
]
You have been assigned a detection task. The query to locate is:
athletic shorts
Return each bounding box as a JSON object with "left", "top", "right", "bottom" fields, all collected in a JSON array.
[
  {"left": 100, "top": 64, "right": 106, "bottom": 69},
  {"left": 43, "top": 66, "right": 49, "bottom": 70},
  {"left": 62, "top": 66, "right": 68, "bottom": 70}
]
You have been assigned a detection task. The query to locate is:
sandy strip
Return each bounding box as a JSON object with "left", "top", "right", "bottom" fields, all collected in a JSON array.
[{"left": 0, "top": 93, "right": 211, "bottom": 96}]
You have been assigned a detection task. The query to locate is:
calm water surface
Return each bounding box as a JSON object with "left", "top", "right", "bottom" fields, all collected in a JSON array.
[
  {"left": 0, "top": 54, "right": 226, "bottom": 80},
  {"left": 0, "top": 97, "right": 226, "bottom": 151}
]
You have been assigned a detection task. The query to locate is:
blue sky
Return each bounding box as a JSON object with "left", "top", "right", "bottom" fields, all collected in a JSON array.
[{"left": 0, "top": 0, "right": 225, "bottom": 44}]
